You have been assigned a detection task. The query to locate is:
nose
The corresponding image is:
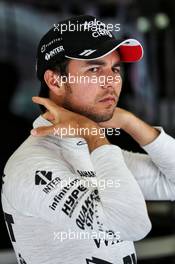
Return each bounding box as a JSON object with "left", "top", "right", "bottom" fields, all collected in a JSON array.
[
  {"left": 99, "top": 70, "right": 116, "bottom": 90},
  {"left": 99, "top": 71, "right": 122, "bottom": 100},
  {"left": 100, "top": 82, "right": 114, "bottom": 92}
]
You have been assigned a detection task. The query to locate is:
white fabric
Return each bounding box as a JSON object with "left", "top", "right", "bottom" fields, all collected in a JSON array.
[{"left": 2, "top": 115, "right": 175, "bottom": 264}]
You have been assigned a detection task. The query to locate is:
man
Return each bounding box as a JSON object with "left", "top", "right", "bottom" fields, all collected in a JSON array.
[{"left": 2, "top": 15, "right": 175, "bottom": 264}]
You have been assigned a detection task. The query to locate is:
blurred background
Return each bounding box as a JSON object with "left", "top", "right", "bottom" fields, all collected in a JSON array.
[{"left": 0, "top": 0, "right": 175, "bottom": 263}]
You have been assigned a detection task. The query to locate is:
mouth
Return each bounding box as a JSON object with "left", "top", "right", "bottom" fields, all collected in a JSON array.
[{"left": 99, "top": 96, "right": 117, "bottom": 104}]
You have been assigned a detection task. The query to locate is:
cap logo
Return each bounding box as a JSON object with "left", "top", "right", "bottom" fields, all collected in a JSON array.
[
  {"left": 84, "top": 18, "right": 113, "bottom": 38},
  {"left": 79, "top": 49, "right": 96, "bottom": 56},
  {"left": 92, "top": 29, "right": 112, "bottom": 38},
  {"left": 41, "top": 45, "right": 46, "bottom": 53},
  {"left": 45, "top": 46, "right": 64, "bottom": 61},
  {"left": 41, "top": 38, "right": 62, "bottom": 53}
]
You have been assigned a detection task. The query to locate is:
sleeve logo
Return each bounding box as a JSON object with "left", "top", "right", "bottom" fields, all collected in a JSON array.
[{"left": 35, "top": 171, "right": 52, "bottom": 185}]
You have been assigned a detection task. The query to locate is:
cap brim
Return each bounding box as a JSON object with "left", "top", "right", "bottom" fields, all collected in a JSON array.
[
  {"left": 65, "top": 38, "right": 143, "bottom": 63},
  {"left": 116, "top": 39, "right": 143, "bottom": 62}
]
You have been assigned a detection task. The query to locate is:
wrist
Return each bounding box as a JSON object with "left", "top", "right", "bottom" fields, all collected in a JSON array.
[
  {"left": 86, "top": 135, "right": 110, "bottom": 153},
  {"left": 121, "top": 112, "right": 135, "bottom": 131},
  {"left": 78, "top": 117, "right": 110, "bottom": 152},
  {"left": 83, "top": 121, "right": 110, "bottom": 152},
  {"left": 122, "top": 113, "right": 160, "bottom": 146}
]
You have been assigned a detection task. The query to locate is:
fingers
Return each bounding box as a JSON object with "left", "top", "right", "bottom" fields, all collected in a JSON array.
[
  {"left": 30, "top": 125, "right": 54, "bottom": 137},
  {"left": 32, "top": 96, "right": 60, "bottom": 121},
  {"left": 98, "top": 122, "right": 107, "bottom": 127},
  {"left": 42, "top": 111, "right": 55, "bottom": 122},
  {"left": 32, "top": 96, "right": 56, "bottom": 108}
]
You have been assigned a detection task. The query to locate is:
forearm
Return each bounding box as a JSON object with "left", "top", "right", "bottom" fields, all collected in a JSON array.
[
  {"left": 123, "top": 113, "right": 160, "bottom": 146},
  {"left": 122, "top": 126, "right": 175, "bottom": 200},
  {"left": 90, "top": 144, "right": 151, "bottom": 240}
]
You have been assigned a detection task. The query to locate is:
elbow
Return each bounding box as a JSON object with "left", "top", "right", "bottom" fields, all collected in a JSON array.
[
  {"left": 130, "top": 200, "right": 152, "bottom": 241},
  {"left": 130, "top": 194, "right": 152, "bottom": 241},
  {"left": 107, "top": 208, "right": 152, "bottom": 242},
  {"left": 131, "top": 214, "right": 152, "bottom": 241},
  {"left": 119, "top": 205, "right": 152, "bottom": 241},
  {"left": 120, "top": 213, "right": 152, "bottom": 242},
  {"left": 114, "top": 214, "right": 152, "bottom": 242}
]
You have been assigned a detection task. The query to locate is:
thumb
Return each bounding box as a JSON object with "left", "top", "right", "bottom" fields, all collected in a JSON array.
[
  {"left": 42, "top": 111, "right": 55, "bottom": 122},
  {"left": 30, "top": 125, "right": 55, "bottom": 137}
]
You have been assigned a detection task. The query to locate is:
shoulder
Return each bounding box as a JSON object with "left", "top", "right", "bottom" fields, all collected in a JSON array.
[{"left": 3, "top": 135, "right": 70, "bottom": 196}]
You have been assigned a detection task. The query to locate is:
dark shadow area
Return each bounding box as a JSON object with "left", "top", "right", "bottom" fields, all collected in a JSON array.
[{"left": 0, "top": 61, "right": 31, "bottom": 249}]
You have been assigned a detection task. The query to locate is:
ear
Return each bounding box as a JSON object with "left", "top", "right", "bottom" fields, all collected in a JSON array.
[{"left": 44, "top": 70, "right": 65, "bottom": 96}]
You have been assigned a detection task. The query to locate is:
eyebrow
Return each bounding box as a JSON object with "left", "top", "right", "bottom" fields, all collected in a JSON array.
[{"left": 83, "top": 60, "right": 121, "bottom": 68}]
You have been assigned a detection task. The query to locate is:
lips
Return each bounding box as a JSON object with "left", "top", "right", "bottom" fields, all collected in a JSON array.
[{"left": 99, "top": 96, "right": 116, "bottom": 103}]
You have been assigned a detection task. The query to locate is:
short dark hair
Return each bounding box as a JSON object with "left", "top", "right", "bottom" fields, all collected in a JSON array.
[{"left": 38, "top": 58, "right": 70, "bottom": 113}]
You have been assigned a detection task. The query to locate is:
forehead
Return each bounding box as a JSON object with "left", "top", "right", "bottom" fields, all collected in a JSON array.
[{"left": 69, "top": 50, "right": 120, "bottom": 68}]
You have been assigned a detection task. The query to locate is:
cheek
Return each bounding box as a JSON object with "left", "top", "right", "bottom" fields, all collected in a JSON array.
[{"left": 116, "top": 76, "right": 122, "bottom": 93}]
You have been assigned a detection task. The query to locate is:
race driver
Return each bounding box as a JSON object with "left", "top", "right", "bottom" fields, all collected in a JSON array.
[{"left": 2, "top": 15, "right": 175, "bottom": 264}]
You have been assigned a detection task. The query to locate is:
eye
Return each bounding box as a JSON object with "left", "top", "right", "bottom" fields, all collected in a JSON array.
[
  {"left": 88, "top": 67, "right": 99, "bottom": 73},
  {"left": 113, "top": 67, "right": 121, "bottom": 73}
]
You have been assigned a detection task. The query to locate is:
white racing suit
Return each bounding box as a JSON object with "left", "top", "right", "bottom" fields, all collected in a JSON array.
[{"left": 2, "top": 115, "right": 175, "bottom": 264}]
